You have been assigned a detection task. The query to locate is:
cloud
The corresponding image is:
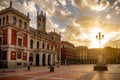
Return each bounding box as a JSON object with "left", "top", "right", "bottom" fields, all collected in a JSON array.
[
  {"left": 106, "top": 14, "right": 111, "bottom": 19},
  {"left": 61, "top": 19, "right": 92, "bottom": 47},
  {"left": 0, "top": 0, "right": 120, "bottom": 48},
  {"left": 33, "top": 0, "right": 57, "bottom": 17},
  {"left": 53, "top": 10, "right": 73, "bottom": 24},
  {"left": 105, "top": 39, "right": 120, "bottom": 47},
  {"left": 72, "top": 0, "right": 110, "bottom": 11},
  {"left": 75, "top": 16, "right": 96, "bottom": 28},
  {"left": 62, "top": 16, "right": 120, "bottom": 47}
]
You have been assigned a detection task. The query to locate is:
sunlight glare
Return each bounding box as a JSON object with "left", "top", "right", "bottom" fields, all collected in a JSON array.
[{"left": 89, "top": 28, "right": 106, "bottom": 48}]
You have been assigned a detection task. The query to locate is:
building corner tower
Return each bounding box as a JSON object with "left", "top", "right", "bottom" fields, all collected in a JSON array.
[{"left": 37, "top": 11, "right": 46, "bottom": 33}]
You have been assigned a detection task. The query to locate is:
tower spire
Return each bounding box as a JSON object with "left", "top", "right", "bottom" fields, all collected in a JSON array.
[{"left": 37, "top": 10, "right": 46, "bottom": 32}]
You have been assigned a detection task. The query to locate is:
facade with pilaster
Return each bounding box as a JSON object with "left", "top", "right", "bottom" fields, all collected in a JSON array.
[
  {"left": 61, "top": 41, "right": 77, "bottom": 65},
  {"left": 76, "top": 46, "right": 88, "bottom": 64},
  {"left": 0, "top": 2, "right": 61, "bottom": 68}
]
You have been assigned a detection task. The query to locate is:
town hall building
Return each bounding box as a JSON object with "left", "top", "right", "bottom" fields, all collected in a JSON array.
[{"left": 0, "top": 2, "right": 61, "bottom": 68}]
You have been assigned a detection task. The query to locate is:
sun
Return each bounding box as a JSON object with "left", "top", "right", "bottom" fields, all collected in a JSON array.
[{"left": 89, "top": 27, "right": 108, "bottom": 48}]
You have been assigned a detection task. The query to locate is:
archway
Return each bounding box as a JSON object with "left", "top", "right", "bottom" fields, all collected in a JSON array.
[
  {"left": 53, "top": 54, "right": 55, "bottom": 65},
  {"left": 29, "top": 53, "right": 33, "bottom": 65},
  {"left": 36, "top": 54, "right": 39, "bottom": 66},
  {"left": 42, "top": 54, "right": 46, "bottom": 66},
  {"left": 48, "top": 54, "right": 51, "bottom": 65}
]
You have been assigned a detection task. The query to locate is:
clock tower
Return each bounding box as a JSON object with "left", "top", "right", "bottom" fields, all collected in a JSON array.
[{"left": 37, "top": 11, "right": 46, "bottom": 32}]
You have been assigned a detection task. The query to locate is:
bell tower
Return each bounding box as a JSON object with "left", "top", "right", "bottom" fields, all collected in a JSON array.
[{"left": 37, "top": 11, "right": 46, "bottom": 32}]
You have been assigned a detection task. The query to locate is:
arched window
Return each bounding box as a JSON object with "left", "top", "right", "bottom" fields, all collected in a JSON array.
[
  {"left": 13, "top": 16, "right": 16, "bottom": 25},
  {"left": 0, "top": 18, "right": 1, "bottom": 25},
  {"left": 36, "top": 41, "right": 39, "bottom": 49},
  {"left": 51, "top": 46, "right": 53, "bottom": 51},
  {"left": 18, "top": 19, "right": 22, "bottom": 27},
  {"left": 30, "top": 39, "right": 33, "bottom": 49},
  {"left": 29, "top": 53, "right": 33, "bottom": 61},
  {"left": 6, "top": 15, "right": 9, "bottom": 24},
  {"left": 42, "top": 43, "right": 44, "bottom": 49},
  {"left": 3, "top": 17, "right": 5, "bottom": 25},
  {"left": 24, "top": 22, "right": 27, "bottom": 29},
  {"left": 47, "top": 44, "right": 49, "bottom": 50}
]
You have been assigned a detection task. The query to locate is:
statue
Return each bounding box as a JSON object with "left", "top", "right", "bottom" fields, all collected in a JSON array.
[{"left": 10, "top": 1, "right": 12, "bottom": 7}]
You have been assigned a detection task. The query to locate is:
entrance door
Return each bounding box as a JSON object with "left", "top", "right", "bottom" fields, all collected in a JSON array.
[
  {"left": 48, "top": 54, "right": 51, "bottom": 65},
  {"left": 36, "top": 54, "right": 39, "bottom": 66},
  {"left": 42, "top": 54, "right": 45, "bottom": 66}
]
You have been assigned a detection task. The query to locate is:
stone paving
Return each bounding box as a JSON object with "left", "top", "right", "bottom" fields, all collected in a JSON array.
[
  {"left": 92, "top": 65, "right": 120, "bottom": 80},
  {"left": 0, "top": 64, "right": 120, "bottom": 80}
]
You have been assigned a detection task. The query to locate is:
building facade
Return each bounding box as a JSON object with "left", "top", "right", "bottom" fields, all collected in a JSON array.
[
  {"left": 104, "top": 47, "right": 120, "bottom": 64},
  {"left": 76, "top": 46, "right": 120, "bottom": 64},
  {"left": 0, "top": 2, "right": 61, "bottom": 68},
  {"left": 76, "top": 46, "right": 88, "bottom": 64},
  {"left": 87, "top": 49, "right": 98, "bottom": 64},
  {"left": 61, "top": 41, "right": 77, "bottom": 65}
]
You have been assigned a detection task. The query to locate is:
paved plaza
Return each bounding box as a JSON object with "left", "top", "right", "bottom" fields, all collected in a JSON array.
[{"left": 0, "top": 64, "right": 120, "bottom": 80}]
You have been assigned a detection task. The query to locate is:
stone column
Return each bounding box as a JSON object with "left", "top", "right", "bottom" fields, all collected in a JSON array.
[
  {"left": 45, "top": 53, "right": 48, "bottom": 66},
  {"left": 7, "top": 27, "right": 11, "bottom": 45},
  {"left": 7, "top": 50, "right": 10, "bottom": 61},
  {"left": 50, "top": 54, "right": 53, "bottom": 65}
]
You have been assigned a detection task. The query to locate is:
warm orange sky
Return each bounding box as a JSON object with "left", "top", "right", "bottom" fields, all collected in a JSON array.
[{"left": 0, "top": 0, "right": 120, "bottom": 48}]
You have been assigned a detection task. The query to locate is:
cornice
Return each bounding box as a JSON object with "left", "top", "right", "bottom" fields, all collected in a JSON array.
[{"left": 0, "top": 6, "right": 30, "bottom": 21}]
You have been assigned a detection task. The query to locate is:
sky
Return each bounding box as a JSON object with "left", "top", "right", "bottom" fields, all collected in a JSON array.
[{"left": 0, "top": 0, "right": 120, "bottom": 48}]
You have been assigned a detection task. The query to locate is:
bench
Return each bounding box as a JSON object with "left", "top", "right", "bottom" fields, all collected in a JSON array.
[{"left": 2, "top": 69, "right": 15, "bottom": 73}]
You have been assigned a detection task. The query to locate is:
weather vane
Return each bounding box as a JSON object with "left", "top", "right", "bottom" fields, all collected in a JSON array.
[{"left": 96, "top": 32, "right": 104, "bottom": 48}]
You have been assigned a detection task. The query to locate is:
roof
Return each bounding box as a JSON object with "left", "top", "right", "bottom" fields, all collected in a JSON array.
[{"left": 0, "top": 2, "right": 30, "bottom": 21}]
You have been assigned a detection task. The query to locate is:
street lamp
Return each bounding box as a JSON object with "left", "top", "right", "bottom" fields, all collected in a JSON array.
[
  {"left": 96, "top": 32, "right": 104, "bottom": 48},
  {"left": 94, "top": 32, "right": 108, "bottom": 71}
]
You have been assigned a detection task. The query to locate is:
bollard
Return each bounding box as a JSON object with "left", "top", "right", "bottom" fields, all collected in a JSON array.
[
  {"left": 50, "top": 66, "right": 54, "bottom": 72},
  {"left": 28, "top": 66, "right": 30, "bottom": 71}
]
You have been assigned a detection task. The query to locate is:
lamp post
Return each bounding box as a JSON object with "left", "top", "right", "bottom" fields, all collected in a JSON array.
[
  {"left": 94, "top": 32, "right": 108, "bottom": 71},
  {"left": 96, "top": 32, "right": 104, "bottom": 48}
]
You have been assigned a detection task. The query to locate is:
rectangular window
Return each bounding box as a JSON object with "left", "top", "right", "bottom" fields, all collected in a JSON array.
[
  {"left": 18, "top": 38, "right": 22, "bottom": 46},
  {"left": 24, "top": 22, "right": 27, "bottom": 29},
  {"left": 19, "top": 20, "right": 22, "bottom": 27},
  {"left": 17, "top": 51, "right": 21, "bottom": 59},
  {"left": 51, "top": 46, "right": 53, "bottom": 51},
  {"left": 0, "top": 37, "right": 2, "bottom": 46},
  {"left": 3, "top": 17, "right": 5, "bottom": 25}
]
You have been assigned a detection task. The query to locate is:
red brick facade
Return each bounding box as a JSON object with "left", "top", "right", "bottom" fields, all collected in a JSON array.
[
  {"left": 11, "top": 29, "right": 17, "bottom": 45},
  {"left": 2, "top": 51, "right": 7, "bottom": 60},
  {"left": 11, "top": 51, "right": 16, "bottom": 60},
  {"left": 3, "top": 29, "right": 8, "bottom": 45},
  {"left": 61, "top": 41, "right": 77, "bottom": 65},
  {"left": 22, "top": 52, "right": 27, "bottom": 60}
]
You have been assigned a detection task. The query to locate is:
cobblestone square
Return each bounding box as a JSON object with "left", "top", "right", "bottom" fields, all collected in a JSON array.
[{"left": 0, "top": 65, "right": 120, "bottom": 80}]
